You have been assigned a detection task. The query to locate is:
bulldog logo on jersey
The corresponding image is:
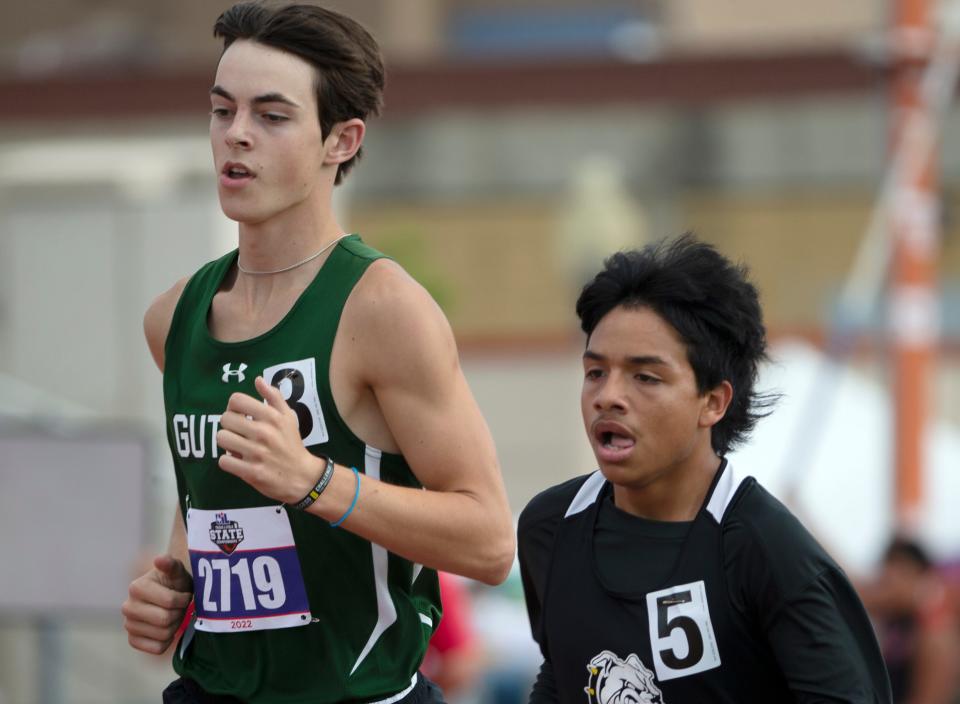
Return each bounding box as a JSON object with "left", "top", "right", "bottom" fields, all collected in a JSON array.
[
  {"left": 585, "top": 651, "right": 665, "bottom": 704},
  {"left": 208, "top": 512, "right": 244, "bottom": 555}
]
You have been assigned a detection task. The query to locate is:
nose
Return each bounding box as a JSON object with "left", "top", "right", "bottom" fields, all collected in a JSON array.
[
  {"left": 224, "top": 113, "right": 252, "bottom": 149},
  {"left": 592, "top": 372, "right": 627, "bottom": 412}
]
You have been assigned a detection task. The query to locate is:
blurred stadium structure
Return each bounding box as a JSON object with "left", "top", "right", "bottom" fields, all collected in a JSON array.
[{"left": 1, "top": 0, "right": 960, "bottom": 702}]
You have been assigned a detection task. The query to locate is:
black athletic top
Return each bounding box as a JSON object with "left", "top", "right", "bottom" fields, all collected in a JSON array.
[{"left": 518, "top": 461, "right": 892, "bottom": 703}]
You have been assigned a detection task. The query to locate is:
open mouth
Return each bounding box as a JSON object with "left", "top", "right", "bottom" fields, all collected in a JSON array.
[
  {"left": 592, "top": 421, "right": 636, "bottom": 462},
  {"left": 599, "top": 430, "right": 635, "bottom": 450},
  {"left": 222, "top": 162, "right": 254, "bottom": 180}
]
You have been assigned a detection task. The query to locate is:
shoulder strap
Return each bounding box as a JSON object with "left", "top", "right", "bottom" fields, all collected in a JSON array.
[{"left": 163, "top": 250, "right": 237, "bottom": 362}]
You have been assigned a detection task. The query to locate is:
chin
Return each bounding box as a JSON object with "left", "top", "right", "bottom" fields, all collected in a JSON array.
[
  {"left": 597, "top": 460, "right": 657, "bottom": 490},
  {"left": 218, "top": 201, "right": 272, "bottom": 225},
  {"left": 596, "top": 461, "right": 635, "bottom": 484},
  {"left": 217, "top": 196, "right": 249, "bottom": 221}
]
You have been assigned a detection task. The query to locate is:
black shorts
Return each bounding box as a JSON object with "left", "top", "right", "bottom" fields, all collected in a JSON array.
[{"left": 161, "top": 672, "right": 446, "bottom": 704}]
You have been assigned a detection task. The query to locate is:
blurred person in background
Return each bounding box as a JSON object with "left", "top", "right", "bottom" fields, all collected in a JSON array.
[
  {"left": 421, "top": 572, "right": 483, "bottom": 702},
  {"left": 518, "top": 235, "right": 892, "bottom": 703},
  {"left": 859, "top": 536, "right": 960, "bottom": 704},
  {"left": 120, "top": 3, "right": 514, "bottom": 703},
  {"left": 468, "top": 565, "right": 543, "bottom": 704}
]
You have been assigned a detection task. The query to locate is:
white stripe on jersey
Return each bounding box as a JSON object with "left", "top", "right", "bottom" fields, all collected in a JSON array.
[
  {"left": 350, "top": 446, "right": 398, "bottom": 675},
  {"left": 564, "top": 470, "right": 606, "bottom": 518},
  {"left": 562, "top": 464, "right": 748, "bottom": 524},
  {"left": 706, "top": 462, "right": 748, "bottom": 524},
  {"left": 367, "top": 672, "right": 418, "bottom": 704}
]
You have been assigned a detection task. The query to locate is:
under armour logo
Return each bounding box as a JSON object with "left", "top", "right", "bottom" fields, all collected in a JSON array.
[{"left": 222, "top": 363, "right": 248, "bottom": 383}]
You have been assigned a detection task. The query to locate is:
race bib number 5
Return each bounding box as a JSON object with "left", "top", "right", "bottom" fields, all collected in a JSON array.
[
  {"left": 186, "top": 506, "right": 312, "bottom": 633},
  {"left": 645, "top": 580, "right": 721, "bottom": 681}
]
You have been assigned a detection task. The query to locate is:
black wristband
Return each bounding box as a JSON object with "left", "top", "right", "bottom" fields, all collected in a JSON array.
[{"left": 292, "top": 456, "right": 335, "bottom": 511}]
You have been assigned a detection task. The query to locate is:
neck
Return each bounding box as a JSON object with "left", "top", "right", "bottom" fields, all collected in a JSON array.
[
  {"left": 612, "top": 449, "right": 722, "bottom": 522},
  {"left": 235, "top": 199, "right": 344, "bottom": 275}
]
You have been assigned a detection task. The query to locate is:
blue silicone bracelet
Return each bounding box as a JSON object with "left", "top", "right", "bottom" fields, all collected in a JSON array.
[{"left": 330, "top": 467, "right": 360, "bottom": 528}]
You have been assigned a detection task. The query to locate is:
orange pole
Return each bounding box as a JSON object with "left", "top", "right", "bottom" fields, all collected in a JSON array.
[{"left": 890, "top": 0, "right": 938, "bottom": 530}]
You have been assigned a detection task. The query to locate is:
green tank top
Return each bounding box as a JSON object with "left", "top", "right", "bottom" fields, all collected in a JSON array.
[{"left": 163, "top": 235, "right": 441, "bottom": 703}]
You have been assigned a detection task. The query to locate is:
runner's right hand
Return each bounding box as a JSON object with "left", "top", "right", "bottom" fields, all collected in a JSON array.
[{"left": 122, "top": 554, "right": 194, "bottom": 654}]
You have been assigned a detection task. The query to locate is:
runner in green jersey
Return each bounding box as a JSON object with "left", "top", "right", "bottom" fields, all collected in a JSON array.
[{"left": 121, "top": 4, "right": 515, "bottom": 703}]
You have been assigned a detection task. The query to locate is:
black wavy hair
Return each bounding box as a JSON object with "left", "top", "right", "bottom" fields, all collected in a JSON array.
[
  {"left": 576, "top": 233, "right": 775, "bottom": 455},
  {"left": 213, "top": 2, "right": 385, "bottom": 184}
]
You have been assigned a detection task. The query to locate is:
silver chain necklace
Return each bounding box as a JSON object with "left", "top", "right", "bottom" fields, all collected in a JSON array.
[{"left": 237, "top": 234, "right": 349, "bottom": 275}]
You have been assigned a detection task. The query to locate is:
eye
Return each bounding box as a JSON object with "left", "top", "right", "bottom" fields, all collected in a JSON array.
[
  {"left": 585, "top": 369, "right": 604, "bottom": 380},
  {"left": 210, "top": 107, "right": 231, "bottom": 118},
  {"left": 635, "top": 373, "right": 660, "bottom": 384},
  {"left": 262, "top": 113, "right": 288, "bottom": 123}
]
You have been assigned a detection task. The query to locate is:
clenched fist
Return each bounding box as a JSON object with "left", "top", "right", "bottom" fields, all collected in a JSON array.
[{"left": 122, "top": 554, "right": 194, "bottom": 655}]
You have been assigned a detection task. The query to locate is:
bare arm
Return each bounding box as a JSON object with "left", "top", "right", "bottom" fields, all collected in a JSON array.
[
  {"left": 143, "top": 277, "right": 189, "bottom": 372},
  {"left": 320, "top": 262, "right": 514, "bottom": 582},
  {"left": 123, "top": 279, "right": 193, "bottom": 654},
  {"left": 217, "top": 262, "right": 515, "bottom": 584},
  {"left": 167, "top": 502, "right": 189, "bottom": 572}
]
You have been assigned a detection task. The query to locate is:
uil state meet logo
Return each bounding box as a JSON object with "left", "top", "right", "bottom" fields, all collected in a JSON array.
[
  {"left": 585, "top": 651, "right": 665, "bottom": 704},
  {"left": 208, "top": 512, "right": 245, "bottom": 555}
]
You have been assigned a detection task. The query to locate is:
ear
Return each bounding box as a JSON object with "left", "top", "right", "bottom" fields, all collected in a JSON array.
[
  {"left": 323, "top": 118, "right": 365, "bottom": 166},
  {"left": 699, "top": 380, "right": 732, "bottom": 429}
]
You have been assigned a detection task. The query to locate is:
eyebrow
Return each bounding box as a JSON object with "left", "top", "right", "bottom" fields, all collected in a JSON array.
[
  {"left": 583, "top": 350, "right": 669, "bottom": 367},
  {"left": 209, "top": 85, "right": 301, "bottom": 108}
]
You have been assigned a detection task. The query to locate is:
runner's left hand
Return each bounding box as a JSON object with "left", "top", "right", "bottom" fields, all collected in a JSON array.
[{"left": 217, "top": 376, "right": 324, "bottom": 503}]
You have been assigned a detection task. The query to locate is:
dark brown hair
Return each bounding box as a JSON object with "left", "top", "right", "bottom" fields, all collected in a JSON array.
[{"left": 213, "top": 2, "right": 385, "bottom": 184}]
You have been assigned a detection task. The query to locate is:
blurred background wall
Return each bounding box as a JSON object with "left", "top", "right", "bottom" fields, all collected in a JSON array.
[{"left": 1, "top": 1, "right": 959, "bottom": 702}]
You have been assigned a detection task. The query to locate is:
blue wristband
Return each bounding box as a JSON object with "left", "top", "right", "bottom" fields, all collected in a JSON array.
[{"left": 330, "top": 467, "right": 360, "bottom": 528}]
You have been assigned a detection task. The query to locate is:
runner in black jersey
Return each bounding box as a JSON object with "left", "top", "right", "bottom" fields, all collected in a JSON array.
[
  {"left": 120, "top": 4, "right": 514, "bottom": 702},
  {"left": 518, "top": 235, "right": 892, "bottom": 703}
]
